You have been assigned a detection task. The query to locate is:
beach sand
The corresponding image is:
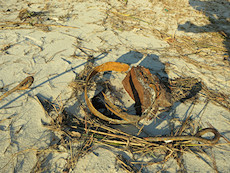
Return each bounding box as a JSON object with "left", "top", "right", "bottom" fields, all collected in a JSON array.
[{"left": 0, "top": 0, "right": 230, "bottom": 172}]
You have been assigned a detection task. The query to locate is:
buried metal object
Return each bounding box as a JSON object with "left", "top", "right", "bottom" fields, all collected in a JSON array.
[
  {"left": 84, "top": 62, "right": 220, "bottom": 144},
  {"left": 84, "top": 62, "right": 139, "bottom": 124},
  {"left": 84, "top": 62, "right": 172, "bottom": 124}
]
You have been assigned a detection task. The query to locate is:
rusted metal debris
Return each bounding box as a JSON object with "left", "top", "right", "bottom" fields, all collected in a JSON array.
[
  {"left": 84, "top": 62, "right": 202, "bottom": 124},
  {"left": 84, "top": 62, "right": 175, "bottom": 124},
  {"left": 122, "top": 66, "right": 172, "bottom": 115}
]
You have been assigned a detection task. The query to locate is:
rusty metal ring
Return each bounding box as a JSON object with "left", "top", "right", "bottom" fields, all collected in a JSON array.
[{"left": 84, "top": 62, "right": 141, "bottom": 124}]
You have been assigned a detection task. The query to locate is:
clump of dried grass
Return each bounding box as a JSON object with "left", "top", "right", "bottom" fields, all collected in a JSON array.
[
  {"left": 168, "top": 77, "right": 230, "bottom": 111},
  {"left": 0, "top": 8, "right": 79, "bottom": 31},
  {"left": 33, "top": 93, "right": 229, "bottom": 172}
]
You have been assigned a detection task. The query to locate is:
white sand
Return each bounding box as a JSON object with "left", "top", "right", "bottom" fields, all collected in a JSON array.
[{"left": 0, "top": 0, "right": 230, "bottom": 172}]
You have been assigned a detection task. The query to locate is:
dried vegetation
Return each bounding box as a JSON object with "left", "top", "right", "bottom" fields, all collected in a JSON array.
[{"left": 1, "top": 0, "right": 230, "bottom": 172}]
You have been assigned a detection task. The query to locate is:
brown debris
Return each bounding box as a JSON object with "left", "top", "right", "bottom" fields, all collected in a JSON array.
[{"left": 122, "top": 66, "right": 172, "bottom": 115}]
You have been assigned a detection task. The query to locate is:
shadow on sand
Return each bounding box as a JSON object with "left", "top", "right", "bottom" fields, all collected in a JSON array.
[
  {"left": 178, "top": 0, "right": 230, "bottom": 63},
  {"left": 115, "top": 51, "right": 201, "bottom": 136}
]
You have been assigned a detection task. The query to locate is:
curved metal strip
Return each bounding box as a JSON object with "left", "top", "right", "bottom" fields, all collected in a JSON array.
[{"left": 84, "top": 62, "right": 140, "bottom": 124}]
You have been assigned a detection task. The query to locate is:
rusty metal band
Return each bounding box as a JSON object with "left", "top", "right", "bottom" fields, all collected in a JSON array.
[{"left": 84, "top": 62, "right": 141, "bottom": 124}]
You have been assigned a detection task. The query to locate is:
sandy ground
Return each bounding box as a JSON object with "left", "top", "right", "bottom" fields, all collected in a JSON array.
[{"left": 0, "top": 0, "right": 230, "bottom": 172}]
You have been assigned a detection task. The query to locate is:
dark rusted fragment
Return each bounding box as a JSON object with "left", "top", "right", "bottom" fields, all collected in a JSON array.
[{"left": 122, "top": 66, "right": 172, "bottom": 115}]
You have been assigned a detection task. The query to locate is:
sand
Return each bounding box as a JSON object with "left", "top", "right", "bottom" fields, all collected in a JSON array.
[{"left": 0, "top": 0, "right": 230, "bottom": 172}]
